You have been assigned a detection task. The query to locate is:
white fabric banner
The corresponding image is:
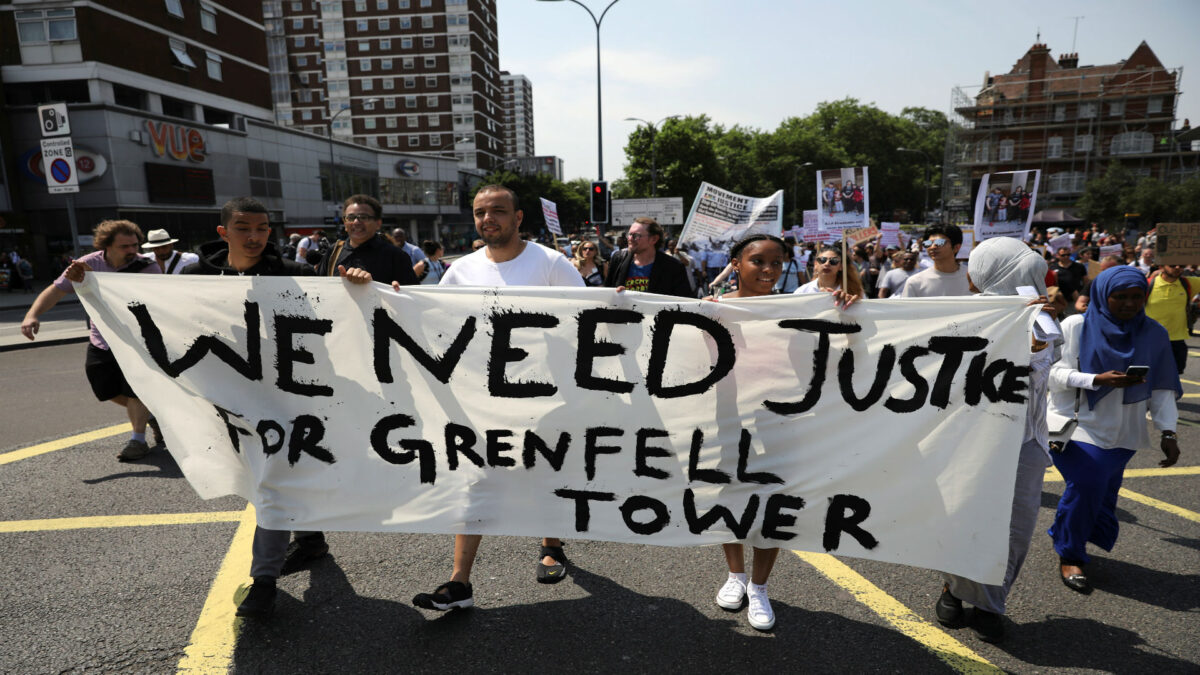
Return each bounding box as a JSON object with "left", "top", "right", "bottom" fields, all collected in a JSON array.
[{"left": 75, "top": 274, "right": 1039, "bottom": 584}]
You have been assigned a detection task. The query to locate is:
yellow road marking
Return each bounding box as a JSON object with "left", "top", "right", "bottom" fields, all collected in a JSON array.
[
  {"left": 1183, "top": 393, "right": 1200, "bottom": 399},
  {"left": 1118, "top": 488, "right": 1200, "bottom": 523},
  {"left": 1190, "top": 352, "right": 1200, "bottom": 358},
  {"left": 794, "top": 552, "right": 1000, "bottom": 674},
  {"left": 0, "top": 511, "right": 244, "bottom": 533},
  {"left": 1043, "top": 465, "right": 1200, "bottom": 482},
  {"left": 177, "top": 505, "right": 257, "bottom": 674},
  {"left": 1182, "top": 378, "right": 1200, "bottom": 386},
  {"left": 1179, "top": 419, "right": 1198, "bottom": 428},
  {"left": 0, "top": 423, "right": 131, "bottom": 466}
]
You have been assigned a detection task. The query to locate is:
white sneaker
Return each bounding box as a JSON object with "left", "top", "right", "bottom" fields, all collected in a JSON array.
[
  {"left": 747, "top": 584, "right": 775, "bottom": 630},
  {"left": 715, "top": 575, "right": 747, "bottom": 610}
]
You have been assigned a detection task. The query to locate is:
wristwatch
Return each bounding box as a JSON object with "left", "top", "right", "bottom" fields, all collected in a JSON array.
[{"left": 1161, "top": 431, "right": 1177, "bottom": 440}]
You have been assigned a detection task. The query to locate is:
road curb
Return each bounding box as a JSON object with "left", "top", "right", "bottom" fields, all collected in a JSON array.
[{"left": 0, "top": 336, "right": 89, "bottom": 353}]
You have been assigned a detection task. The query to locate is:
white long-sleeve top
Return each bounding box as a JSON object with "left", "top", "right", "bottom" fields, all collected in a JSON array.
[{"left": 1048, "top": 315, "right": 1178, "bottom": 451}]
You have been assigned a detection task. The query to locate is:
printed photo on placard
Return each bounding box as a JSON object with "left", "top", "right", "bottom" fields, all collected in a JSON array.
[
  {"left": 816, "top": 167, "right": 869, "bottom": 232},
  {"left": 973, "top": 170, "right": 1040, "bottom": 242}
]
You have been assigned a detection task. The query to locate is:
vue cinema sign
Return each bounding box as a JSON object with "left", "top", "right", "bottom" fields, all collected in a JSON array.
[{"left": 145, "top": 120, "right": 206, "bottom": 162}]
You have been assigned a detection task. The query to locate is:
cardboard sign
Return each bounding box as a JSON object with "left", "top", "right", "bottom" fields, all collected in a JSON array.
[{"left": 1155, "top": 223, "right": 1200, "bottom": 265}]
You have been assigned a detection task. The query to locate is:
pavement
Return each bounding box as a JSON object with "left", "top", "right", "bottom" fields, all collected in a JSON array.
[{"left": 0, "top": 286, "right": 87, "bottom": 351}]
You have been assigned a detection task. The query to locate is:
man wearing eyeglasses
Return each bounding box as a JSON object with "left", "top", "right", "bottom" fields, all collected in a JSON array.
[
  {"left": 878, "top": 250, "right": 920, "bottom": 299},
  {"left": 603, "top": 217, "right": 692, "bottom": 297},
  {"left": 900, "top": 225, "right": 970, "bottom": 298},
  {"left": 1145, "top": 262, "right": 1199, "bottom": 373},
  {"left": 318, "top": 195, "right": 418, "bottom": 286}
]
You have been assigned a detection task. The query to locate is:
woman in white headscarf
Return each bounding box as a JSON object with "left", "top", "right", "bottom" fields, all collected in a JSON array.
[{"left": 934, "top": 236, "right": 1061, "bottom": 643}]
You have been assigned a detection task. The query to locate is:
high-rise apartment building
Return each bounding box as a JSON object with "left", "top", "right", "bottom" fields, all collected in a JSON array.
[
  {"left": 268, "top": 0, "right": 503, "bottom": 171},
  {"left": 500, "top": 71, "right": 533, "bottom": 158}
]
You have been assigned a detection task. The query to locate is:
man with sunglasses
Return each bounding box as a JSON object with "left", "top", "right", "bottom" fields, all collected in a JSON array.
[
  {"left": 901, "top": 225, "right": 970, "bottom": 297},
  {"left": 318, "top": 195, "right": 418, "bottom": 286},
  {"left": 1145, "top": 262, "right": 1199, "bottom": 374},
  {"left": 603, "top": 217, "right": 692, "bottom": 297}
]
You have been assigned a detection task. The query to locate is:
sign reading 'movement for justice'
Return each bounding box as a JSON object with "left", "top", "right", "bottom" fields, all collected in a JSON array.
[{"left": 75, "top": 275, "right": 1039, "bottom": 584}]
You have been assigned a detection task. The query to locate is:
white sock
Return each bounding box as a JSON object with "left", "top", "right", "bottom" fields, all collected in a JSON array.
[
  {"left": 729, "top": 572, "right": 747, "bottom": 584},
  {"left": 131, "top": 432, "right": 146, "bottom": 443},
  {"left": 749, "top": 582, "right": 768, "bottom": 595}
]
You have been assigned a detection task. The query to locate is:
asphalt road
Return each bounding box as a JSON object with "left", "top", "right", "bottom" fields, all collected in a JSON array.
[{"left": 1, "top": 337, "right": 1197, "bottom": 674}]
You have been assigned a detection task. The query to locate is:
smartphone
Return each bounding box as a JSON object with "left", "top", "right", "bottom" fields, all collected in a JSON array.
[{"left": 1125, "top": 365, "right": 1149, "bottom": 378}]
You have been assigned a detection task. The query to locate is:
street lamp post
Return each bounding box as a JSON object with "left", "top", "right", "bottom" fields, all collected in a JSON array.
[
  {"left": 541, "top": 0, "right": 620, "bottom": 181},
  {"left": 793, "top": 161, "right": 813, "bottom": 221},
  {"left": 327, "top": 97, "right": 380, "bottom": 206},
  {"left": 896, "top": 147, "right": 931, "bottom": 223},
  {"left": 624, "top": 115, "right": 679, "bottom": 198}
]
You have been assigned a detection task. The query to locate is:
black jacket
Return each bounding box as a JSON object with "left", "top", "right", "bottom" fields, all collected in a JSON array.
[
  {"left": 182, "top": 240, "right": 314, "bottom": 277},
  {"left": 604, "top": 249, "right": 693, "bottom": 297},
  {"left": 315, "top": 234, "right": 417, "bottom": 285}
]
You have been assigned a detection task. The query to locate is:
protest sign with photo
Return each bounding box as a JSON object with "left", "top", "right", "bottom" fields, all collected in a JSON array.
[
  {"left": 75, "top": 274, "right": 1039, "bottom": 584},
  {"left": 816, "top": 167, "right": 870, "bottom": 232},
  {"left": 676, "top": 182, "right": 782, "bottom": 256},
  {"left": 973, "top": 170, "right": 1041, "bottom": 242}
]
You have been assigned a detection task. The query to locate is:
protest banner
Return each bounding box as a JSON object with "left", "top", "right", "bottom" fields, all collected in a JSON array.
[
  {"left": 816, "top": 167, "right": 869, "bottom": 232},
  {"left": 1047, "top": 232, "right": 1073, "bottom": 253},
  {"left": 677, "top": 183, "right": 782, "bottom": 256},
  {"left": 880, "top": 222, "right": 902, "bottom": 249},
  {"left": 973, "top": 170, "right": 1041, "bottom": 242},
  {"left": 74, "top": 274, "right": 1039, "bottom": 584},
  {"left": 844, "top": 225, "right": 879, "bottom": 246},
  {"left": 1154, "top": 223, "right": 1200, "bottom": 265},
  {"left": 540, "top": 197, "right": 562, "bottom": 236},
  {"left": 1098, "top": 244, "right": 1123, "bottom": 259}
]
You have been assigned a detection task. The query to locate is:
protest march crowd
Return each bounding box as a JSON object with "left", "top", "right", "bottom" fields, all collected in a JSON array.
[{"left": 17, "top": 182, "right": 1191, "bottom": 641}]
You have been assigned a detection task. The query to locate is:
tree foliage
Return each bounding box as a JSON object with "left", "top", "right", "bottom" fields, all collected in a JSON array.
[
  {"left": 1077, "top": 161, "right": 1200, "bottom": 229},
  {"left": 619, "top": 99, "right": 949, "bottom": 223},
  {"left": 472, "top": 170, "right": 589, "bottom": 233}
]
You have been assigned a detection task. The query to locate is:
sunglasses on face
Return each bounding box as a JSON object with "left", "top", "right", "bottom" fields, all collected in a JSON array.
[
  {"left": 627, "top": 233, "right": 646, "bottom": 240},
  {"left": 816, "top": 256, "right": 840, "bottom": 265},
  {"left": 581, "top": 246, "right": 596, "bottom": 251},
  {"left": 344, "top": 214, "right": 377, "bottom": 222},
  {"left": 923, "top": 238, "right": 949, "bottom": 248}
]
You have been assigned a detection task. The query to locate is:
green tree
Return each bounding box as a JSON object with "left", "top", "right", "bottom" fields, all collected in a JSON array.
[
  {"left": 472, "top": 171, "right": 589, "bottom": 235},
  {"left": 1076, "top": 162, "right": 1137, "bottom": 227}
]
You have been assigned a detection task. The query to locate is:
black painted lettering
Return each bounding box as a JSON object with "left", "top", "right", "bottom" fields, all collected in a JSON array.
[
  {"left": 486, "top": 429, "right": 516, "bottom": 468},
  {"left": 373, "top": 309, "right": 476, "bottom": 384},
  {"left": 883, "top": 346, "right": 932, "bottom": 413},
  {"left": 823, "top": 494, "right": 879, "bottom": 551},
  {"left": 554, "top": 488, "right": 616, "bottom": 532},
  {"left": 997, "top": 362, "right": 1031, "bottom": 404},
  {"left": 445, "top": 423, "right": 484, "bottom": 470},
  {"left": 964, "top": 352, "right": 989, "bottom": 405},
  {"left": 764, "top": 319, "right": 861, "bottom": 415},
  {"left": 370, "top": 413, "right": 436, "bottom": 484},
  {"left": 761, "top": 493, "right": 805, "bottom": 540},
  {"left": 488, "top": 311, "right": 559, "bottom": 398},
  {"left": 619, "top": 495, "right": 671, "bottom": 535},
  {"left": 256, "top": 419, "right": 285, "bottom": 456},
  {"left": 132, "top": 301, "right": 262, "bottom": 380},
  {"left": 575, "top": 308, "right": 642, "bottom": 393},
  {"left": 687, "top": 428, "right": 730, "bottom": 484},
  {"left": 645, "top": 310, "right": 736, "bottom": 399},
  {"left": 522, "top": 430, "right": 571, "bottom": 471},
  {"left": 214, "top": 405, "right": 254, "bottom": 453},
  {"left": 736, "top": 429, "right": 783, "bottom": 485},
  {"left": 287, "top": 414, "right": 335, "bottom": 466},
  {"left": 634, "top": 428, "right": 671, "bottom": 480},
  {"left": 927, "top": 337, "right": 989, "bottom": 409},
  {"left": 837, "top": 344, "right": 896, "bottom": 411},
  {"left": 584, "top": 426, "right": 623, "bottom": 481},
  {"left": 274, "top": 315, "right": 334, "bottom": 397},
  {"left": 683, "top": 488, "right": 759, "bottom": 539}
]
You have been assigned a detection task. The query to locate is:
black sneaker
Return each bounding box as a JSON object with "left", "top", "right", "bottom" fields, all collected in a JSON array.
[
  {"left": 972, "top": 608, "right": 1005, "bottom": 643},
  {"left": 117, "top": 439, "right": 151, "bottom": 462},
  {"left": 236, "top": 577, "right": 277, "bottom": 619},
  {"left": 280, "top": 534, "right": 329, "bottom": 576},
  {"left": 935, "top": 585, "right": 965, "bottom": 627},
  {"left": 412, "top": 581, "right": 474, "bottom": 611},
  {"left": 147, "top": 417, "right": 165, "bottom": 448}
]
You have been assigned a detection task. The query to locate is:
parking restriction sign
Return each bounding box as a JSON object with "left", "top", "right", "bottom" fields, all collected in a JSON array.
[{"left": 41, "top": 137, "right": 79, "bottom": 194}]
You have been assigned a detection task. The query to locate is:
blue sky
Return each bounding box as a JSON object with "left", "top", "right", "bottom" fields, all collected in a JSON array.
[{"left": 497, "top": 0, "right": 1200, "bottom": 183}]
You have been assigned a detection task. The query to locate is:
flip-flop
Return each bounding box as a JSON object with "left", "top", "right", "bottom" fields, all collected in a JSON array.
[{"left": 536, "top": 545, "right": 568, "bottom": 584}]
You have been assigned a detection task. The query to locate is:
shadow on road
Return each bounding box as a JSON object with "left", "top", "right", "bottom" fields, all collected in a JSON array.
[
  {"left": 81, "top": 445, "right": 183, "bottom": 484},
  {"left": 1085, "top": 556, "right": 1200, "bottom": 612},
  {"left": 994, "top": 614, "right": 1195, "bottom": 671},
  {"left": 230, "top": 560, "right": 951, "bottom": 673}
]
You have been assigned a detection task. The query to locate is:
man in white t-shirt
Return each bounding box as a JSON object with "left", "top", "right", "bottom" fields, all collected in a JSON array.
[
  {"left": 901, "top": 224, "right": 971, "bottom": 297},
  {"left": 402, "top": 184, "right": 583, "bottom": 613},
  {"left": 879, "top": 251, "right": 919, "bottom": 298}
]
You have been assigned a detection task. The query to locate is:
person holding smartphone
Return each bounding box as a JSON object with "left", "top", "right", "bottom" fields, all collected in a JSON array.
[{"left": 1045, "top": 266, "right": 1182, "bottom": 595}]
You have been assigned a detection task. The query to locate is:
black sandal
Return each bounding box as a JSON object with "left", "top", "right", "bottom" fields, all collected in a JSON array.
[{"left": 536, "top": 544, "right": 568, "bottom": 584}]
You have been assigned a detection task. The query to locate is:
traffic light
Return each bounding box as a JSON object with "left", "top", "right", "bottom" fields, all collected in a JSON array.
[{"left": 590, "top": 181, "right": 610, "bottom": 225}]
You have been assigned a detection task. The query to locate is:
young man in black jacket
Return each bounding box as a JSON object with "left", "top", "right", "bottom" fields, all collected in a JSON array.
[
  {"left": 184, "top": 197, "right": 370, "bottom": 619},
  {"left": 603, "top": 217, "right": 692, "bottom": 297},
  {"left": 316, "top": 194, "right": 418, "bottom": 285}
]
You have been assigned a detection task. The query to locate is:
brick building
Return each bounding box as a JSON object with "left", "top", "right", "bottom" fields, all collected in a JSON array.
[
  {"left": 500, "top": 70, "right": 533, "bottom": 159},
  {"left": 943, "top": 41, "right": 1200, "bottom": 225}
]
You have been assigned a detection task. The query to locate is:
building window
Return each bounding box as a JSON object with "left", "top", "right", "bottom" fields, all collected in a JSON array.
[
  {"left": 380, "top": 38, "right": 391, "bottom": 50},
  {"left": 249, "top": 159, "right": 283, "bottom": 198},
  {"left": 296, "top": 55, "right": 308, "bottom": 66},
  {"left": 364, "top": 100, "right": 376, "bottom": 111},
  {"left": 426, "top": 95, "right": 437, "bottom": 107},
  {"left": 291, "top": 1, "right": 302, "bottom": 9},
  {"left": 379, "top": 18, "right": 390, "bottom": 30},
  {"left": 170, "top": 39, "right": 197, "bottom": 68},
  {"left": 383, "top": 78, "right": 394, "bottom": 90},
  {"left": 429, "top": 115, "right": 440, "bottom": 127},
  {"left": 1109, "top": 101, "right": 1124, "bottom": 116},
  {"left": 1078, "top": 102, "right": 1097, "bottom": 118},
  {"left": 401, "top": 37, "right": 413, "bottom": 49},
  {"left": 998, "top": 139, "right": 1014, "bottom": 161},
  {"left": 301, "top": 110, "right": 313, "bottom": 120},
  {"left": 401, "top": 17, "right": 412, "bottom": 29},
  {"left": 422, "top": 16, "right": 433, "bottom": 28},
  {"left": 1048, "top": 171, "right": 1087, "bottom": 194},
  {"left": 377, "top": 0, "right": 388, "bottom": 8},
  {"left": 424, "top": 57, "right": 436, "bottom": 68},
  {"left": 200, "top": 4, "right": 217, "bottom": 32},
  {"left": 385, "top": 117, "right": 397, "bottom": 128},
  {"left": 1074, "top": 134, "right": 1093, "bottom": 152},
  {"left": 403, "top": 58, "right": 414, "bottom": 69},
  {"left": 381, "top": 58, "right": 393, "bottom": 70},
  {"left": 1046, "top": 136, "right": 1063, "bottom": 158},
  {"left": 362, "top": 59, "right": 372, "bottom": 72},
  {"left": 973, "top": 140, "right": 989, "bottom": 162},
  {"left": 357, "top": 40, "right": 369, "bottom": 52},
  {"left": 407, "top": 115, "right": 419, "bottom": 127},
  {"left": 1148, "top": 96, "right": 1164, "bottom": 114},
  {"left": 357, "top": 19, "right": 368, "bottom": 31},
  {"left": 405, "top": 96, "right": 417, "bottom": 109},
  {"left": 1111, "top": 131, "right": 1153, "bottom": 155},
  {"left": 388, "top": 136, "right": 399, "bottom": 148},
  {"left": 355, "top": 0, "right": 366, "bottom": 9},
  {"left": 399, "top": 0, "right": 410, "bottom": 7},
  {"left": 365, "top": 119, "right": 377, "bottom": 130},
  {"left": 421, "top": 0, "right": 432, "bottom": 6},
  {"left": 293, "top": 18, "right": 304, "bottom": 29},
  {"left": 15, "top": 8, "right": 77, "bottom": 43},
  {"left": 1002, "top": 109, "right": 1015, "bottom": 125},
  {"left": 423, "top": 36, "right": 434, "bottom": 48},
  {"left": 425, "top": 76, "right": 437, "bottom": 87},
  {"left": 294, "top": 37, "right": 304, "bottom": 47},
  {"left": 166, "top": 0, "right": 184, "bottom": 18},
  {"left": 404, "top": 77, "right": 416, "bottom": 88},
  {"left": 409, "top": 136, "right": 420, "bottom": 147},
  {"left": 206, "top": 52, "right": 223, "bottom": 80}
]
